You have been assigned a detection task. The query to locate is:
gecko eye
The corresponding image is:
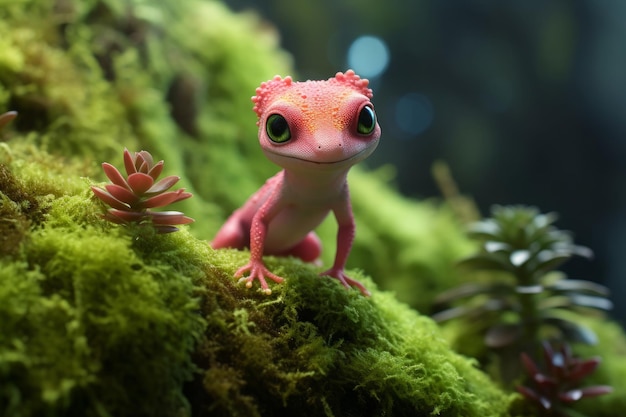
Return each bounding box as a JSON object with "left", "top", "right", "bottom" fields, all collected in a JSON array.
[
  {"left": 266, "top": 114, "right": 291, "bottom": 143},
  {"left": 356, "top": 105, "right": 376, "bottom": 135}
]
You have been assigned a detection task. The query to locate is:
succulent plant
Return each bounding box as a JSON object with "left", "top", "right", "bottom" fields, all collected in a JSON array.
[
  {"left": 0, "top": 111, "right": 17, "bottom": 131},
  {"left": 91, "top": 148, "right": 193, "bottom": 233},
  {"left": 517, "top": 341, "right": 612, "bottom": 417},
  {"left": 433, "top": 205, "right": 612, "bottom": 349}
]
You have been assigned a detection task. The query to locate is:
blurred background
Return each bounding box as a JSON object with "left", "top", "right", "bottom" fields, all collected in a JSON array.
[{"left": 224, "top": 0, "right": 625, "bottom": 324}]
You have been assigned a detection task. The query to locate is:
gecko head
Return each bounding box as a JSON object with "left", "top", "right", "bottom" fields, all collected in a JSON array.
[{"left": 251, "top": 70, "right": 381, "bottom": 171}]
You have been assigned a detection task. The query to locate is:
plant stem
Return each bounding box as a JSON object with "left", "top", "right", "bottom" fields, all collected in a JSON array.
[{"left": 517, "top": 268, "right": 539, "bottom": 346}]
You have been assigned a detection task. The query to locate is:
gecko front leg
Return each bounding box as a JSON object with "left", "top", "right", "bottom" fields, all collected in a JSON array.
[
  {"left": 233, "top": 197, "right": 285, "bottom": 295},
  {"left": 320, "top": 195, "right": 371, "bottom": 297},
  {"left": 234, "top": 261, "right": 284, "bottom": 295}
]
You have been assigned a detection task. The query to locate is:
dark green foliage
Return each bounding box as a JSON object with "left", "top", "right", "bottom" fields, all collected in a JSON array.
[{"left": 433, "top": 206, "right": 611, "bottom": 350}]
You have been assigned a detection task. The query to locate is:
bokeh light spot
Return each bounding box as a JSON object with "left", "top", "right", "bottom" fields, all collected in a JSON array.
[
  {"left": 395, "top": 93, "right": 434, "bottom": 136},
  {"left": 347, "top": 35, "right": 389, "bottom": 79}
]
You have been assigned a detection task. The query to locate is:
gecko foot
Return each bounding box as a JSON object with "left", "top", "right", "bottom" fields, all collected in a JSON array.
[
  {"left": 320, "top": 268, "right": 371, "bottom": 297},
  {"left": 234, "top": 260, "right": 284, "bottom": 295}
]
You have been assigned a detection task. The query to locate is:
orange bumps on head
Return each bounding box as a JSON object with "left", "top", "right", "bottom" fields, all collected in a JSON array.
[
  {"left": 251, "top": 70, "right": 373, "bottom": 121},
  {"left": 331, "top": 70, "right": 373, "bottom": 99},
  {"left": 252, "top": 75, "right": 293, "bottom": 121}
]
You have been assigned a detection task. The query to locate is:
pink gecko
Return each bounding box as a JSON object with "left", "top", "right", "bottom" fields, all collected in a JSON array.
[{"left": 211, "top": 70, "right": 381, "bottom": 296}]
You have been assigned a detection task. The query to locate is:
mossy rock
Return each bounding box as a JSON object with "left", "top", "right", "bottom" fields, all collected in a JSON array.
[
  {"left": 0, "top": 144, "right": 204, "bottom": 416},
  {"left": 0, "top": 142, "right": 518, "bottom": 416}
]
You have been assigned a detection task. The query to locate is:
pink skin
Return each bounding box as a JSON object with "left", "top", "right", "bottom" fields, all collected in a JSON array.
[{"left": 211, "top": 70, "right": 381, "bottom": 295}]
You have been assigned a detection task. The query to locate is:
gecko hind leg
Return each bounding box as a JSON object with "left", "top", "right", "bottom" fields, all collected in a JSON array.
[
  {"left": 277, "top": 232, "right": 322, "bottom": 263},
  {"left": 210, "top": 211, "right": 248, "bottom": 250}
]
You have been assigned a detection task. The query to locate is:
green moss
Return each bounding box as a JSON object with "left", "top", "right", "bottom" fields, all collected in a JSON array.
[
  {"left": 0, "top": 141, "right": 519, "bottom": 416},
  {"left": 0, "top": 165, "right": 35, "bottom": 256},
  {"left": 172, "top": 244, "right": 517, "bottom": 417}
]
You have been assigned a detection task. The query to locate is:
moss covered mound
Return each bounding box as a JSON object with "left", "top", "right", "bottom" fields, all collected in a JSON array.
[
  {"left": 0, "top": 144, "right": 203, "bottom": 416},
  {"left": 196, "top": 250, "right": 517, "bottom": 417},
  {"left": 0, "top": 142, "right": 515, "bottom": 416}
]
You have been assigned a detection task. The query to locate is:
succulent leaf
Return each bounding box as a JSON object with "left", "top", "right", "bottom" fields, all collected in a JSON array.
[
  {"left": 91, "top": 186, "right": 131, "bottom": 210},
  {"left": 516, "top": 385, "right": 540, "bottom": 403},
  {"left": 138, "top": 160, "right": 150, "bottom": 174},
  {"left": 578, "top": 385, "right": 613, "bottom": 398},
  {"left": 149, "top": 211, "right": 194, "bottom": 225},
  {"left": 148, "top": 160, "right": 164, "bottom": 180},
  {"left": 548, "top": 279, "right": 610, "bottom": 296},
  {"left": 146, "top": 175, "right": 180, "bottom": 195},
  {"left": 467, "top": 219, "right": 501, "bottom": 239},
  {"left": 566, "top": 294, "right": 613, "bottom": 311},
  {"left": 123, "top": 148, "right": 137, "bottom": 175},
  {"left": 105, "top": 184, "right": 140, "bottom": 205},
  {"left": 127, "top": 172, "right": 155, "bottom": 195},
  {"left": 142, "top": 190, "right": 191, "bottom": 208},
  {"left": 153, "top": 225, "right": 182, "bottom": 233},
  {"left": 568, "top": 358, "right": 601, "bottom": 383},
  {"left": 136, "top": 150, "right": 154, "bottom": 170},
  {"left": 0, "top": 111, "right": 17, "bottom": 130},
  {"left": 542, "top": 316, "right": 597, "bottom": 345},
  {"left": 510, "top": 249, "right": 531, "bottom": 266},
  {"left": 104, "top": 209, "right": 151, "bottom": 224},
  {"left": 457, "top": 253, "right": 514, "bottom": 273},
  {"left": 533, "top": 251, "right": 572, "bottom": 274},
  {"left": 102, "top": 162, "right": 130, "bottom": 189}
]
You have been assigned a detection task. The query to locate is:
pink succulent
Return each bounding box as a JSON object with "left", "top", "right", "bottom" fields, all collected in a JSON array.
[
  {"left": 517, "top": 341, "right": 612, "bottom": 416},
  {"left": 91, "top": 149, "right": 194, "bottom": 233}
]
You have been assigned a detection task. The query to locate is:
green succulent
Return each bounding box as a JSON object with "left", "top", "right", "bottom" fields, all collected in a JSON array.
[{"left": 433, "top": 205, "right": 612, "bottom": 349}]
